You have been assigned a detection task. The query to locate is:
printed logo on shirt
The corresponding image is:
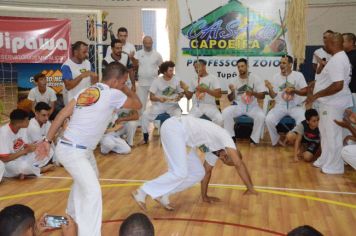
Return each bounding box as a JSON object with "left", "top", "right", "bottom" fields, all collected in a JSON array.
[
  {"left": 118, "top": 111, "right": 129, "bottom": 118},
  {"left": 236, "top": 84, "right": 252, "bottom": 95},
  {"left": 13, "top": 138, "right": 25, "bottom": 152},
  {"left": 198, "top": 144, "right": 210, "bottom": 153},
  {"left": 278, "top": 81, "right": 295, "bottom": 92},
  {"left": 76, "top": 87, "right": 100, "bottom": 107},
  {"left": 162, "top": 86, "right": 176, "bottom": 97},
  {"left": 196, "top": 83, "right": 209, "bottom": 100}
]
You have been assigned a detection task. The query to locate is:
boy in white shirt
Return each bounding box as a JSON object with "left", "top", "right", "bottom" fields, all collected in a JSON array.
[
  {"left": 100, "top": 109, "right": 139, "bottom": 154},
  {"left": 265, "top": 55, "right": 308, "bottom": 146},
  {"left": 27, "top": 102, "right": 52, "bottom": 143},
  {"left": 0, "top": 109, "right": 52, "bottom": 179},
  {"left": 188, "top": 59, "right": 223, "bottom": 126},
  {"left": 27, "top": 73, "right": 57, "bottom": 117},
  {"left": 27, "top": 102, "right": 55, "bottom": 162}
]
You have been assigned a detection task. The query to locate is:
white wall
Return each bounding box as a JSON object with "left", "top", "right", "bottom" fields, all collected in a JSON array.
[
  {"left": 307, "top": 4, "right": 356, "bottom": 45},
  {"left": 0, "top": 0, "right": 168, "bottom": 45}
]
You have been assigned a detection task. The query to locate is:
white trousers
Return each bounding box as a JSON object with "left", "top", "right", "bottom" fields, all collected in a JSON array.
[
  {"left": 314, "top": 104, "right": 345, "bottom": 174},
  {"left": 265, "top": 105, "right": 305, "bottom": 145},
  {"left": 222, "top": 104, "right": 265, "bottom": 143},
  {"left": 56, "top": 143, "right": 102, "bottom": 236},
  {"left": 189, "top": 103, "right": 223, "bottom": 126},
  {"left": 100, "top": 132, "right": 131, "bottom": 154},
  {"left": 4, "top": 151, "right": 51, "bottom": 178},
  {"left": 141, "top": 117, "right": 205, "bottom": 199},
  {"left": 341, "top": 144, "right": 356, "bottom": 170},
  {"left": 137, "top": 85, "right": 150, "bottom": 114},
  {"left": 116, "top": 121, "right": 139, "bottom": 146},
  {"left": 352, "top": 93, "right": 356, "bottom": 112},
  {"left": 0, "top": 161, "right": 4, "bottom": 182},
  {"left": 141, "top": 103, "right": 181, "bottom": 133}
]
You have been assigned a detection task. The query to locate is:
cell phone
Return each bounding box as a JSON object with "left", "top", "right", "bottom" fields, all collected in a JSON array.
[{"left": 45, "top": 215, "right": 68, "bottom": 228}]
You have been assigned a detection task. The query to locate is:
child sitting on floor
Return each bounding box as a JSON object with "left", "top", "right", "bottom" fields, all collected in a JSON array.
[{"left": 285, "top": 109, "right": 321, "bottom": 162}]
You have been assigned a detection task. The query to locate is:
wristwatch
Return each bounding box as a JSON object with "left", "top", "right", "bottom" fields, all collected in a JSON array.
[{"left": 43, "top": 137, "right": 53, "bottom": 144}]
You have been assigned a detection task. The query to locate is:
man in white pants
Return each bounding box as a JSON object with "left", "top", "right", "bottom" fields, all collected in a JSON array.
[
  {"left": 265, "top": 55, "right": 308, "bottom": 146},
  {"left": 307, "top": 33, "right": 353, "bottom": 174},
  {"left": 37, "top": 62, "right": 141, "bottom": 236},
  {"left": 100, "top": 109, "right": 139, "bottom": 154},
  {"left": 141, "top": 61, "right": 189, "bottom": 144},
  {"left": 188, "top": 59, "right": 223, "bottom": 126},
  {"left": 335, "top": 109, "right": 356, "bottom": 170},
  {"left": 132, "top": 116, "right": 256, "bottom": 211},
  {"left": 135, "top": 36, "right": 163, "bottom": 113},
  {"left": 222, "top": 58, "right": 266, "bottom": 145},
  {"left": 0, "top": 109, "right": 52, "bottom": 179}
]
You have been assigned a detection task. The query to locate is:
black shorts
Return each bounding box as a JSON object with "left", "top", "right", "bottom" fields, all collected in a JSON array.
[{"left": 302, "top": 141, "right": 320, "bottom": 155}]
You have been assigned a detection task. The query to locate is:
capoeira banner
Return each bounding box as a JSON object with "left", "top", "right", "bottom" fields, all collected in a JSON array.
[
  {"left": 176, "top": 0, "right": 290, "bottom": 90},
  {"left": 0, "top": 16, "right": 70, "bottom": 64}
]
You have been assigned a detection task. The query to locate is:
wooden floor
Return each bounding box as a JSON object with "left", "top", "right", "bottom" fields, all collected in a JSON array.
[
  {"left": 1, "top": 133, "right": 356, "bottom": 235},
  {"left": 1, "top": 94, "right": 356, "bottom": 235}
]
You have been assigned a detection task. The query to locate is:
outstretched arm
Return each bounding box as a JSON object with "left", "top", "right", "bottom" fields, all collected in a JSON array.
[
  {"left": 201, "top": 161, "right": 220, "bottom": 203},
  {"left": 226, "top": 147, "right": 257, "bottom": 194}
]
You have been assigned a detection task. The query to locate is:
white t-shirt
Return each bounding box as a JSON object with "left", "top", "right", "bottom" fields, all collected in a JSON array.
[
  {"left": 27, "top": 118, "right": 51, "bottom": 143},
  {"left": 227, "top": 73, "right": 266, "bottom": 106},
  {"left": 106, "top": 42, "right": 136, "bottom": 60},
  {"left": 28, "top": 87, "right": 57, "bottom": 105},
  {"left": 0, "top": 124, "right": 29, "bottom": 155},
  {"left": 312, "top": 48, "right": 332, "bottom": 64},
  {"left": 314, "top": 51, "right": 353, "bottom": 109},
  {"left": 181, "top": 116, "right": 236, "bottom": 152},
  {"left": 64, "top": 83, "right": 127, "bottom": 149},
  {"left": 191, "top": 74, "right": 221, "bottom": 105},
  {"left": 269, "top": 71, "right": 307, "bottom": 107},
  {"left": 149, "top": 75, "right": 183, "bottom": 100},
  {"left": 135, "top": 49, "right": 163, "bottom": 86},
  {"left": 61, "top": 58, "right": 92, "bottom": 104},
  {"left": 103, "top": 53, "right": 130, "bottom": 69}
]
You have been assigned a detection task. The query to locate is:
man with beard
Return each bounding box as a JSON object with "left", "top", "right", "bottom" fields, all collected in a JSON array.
[
  {"left": 222, "top": 58, "right": 266, "bottom": 145},
  {"left": 265, "top": 55, "right": 308, "bottom": 146}
]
